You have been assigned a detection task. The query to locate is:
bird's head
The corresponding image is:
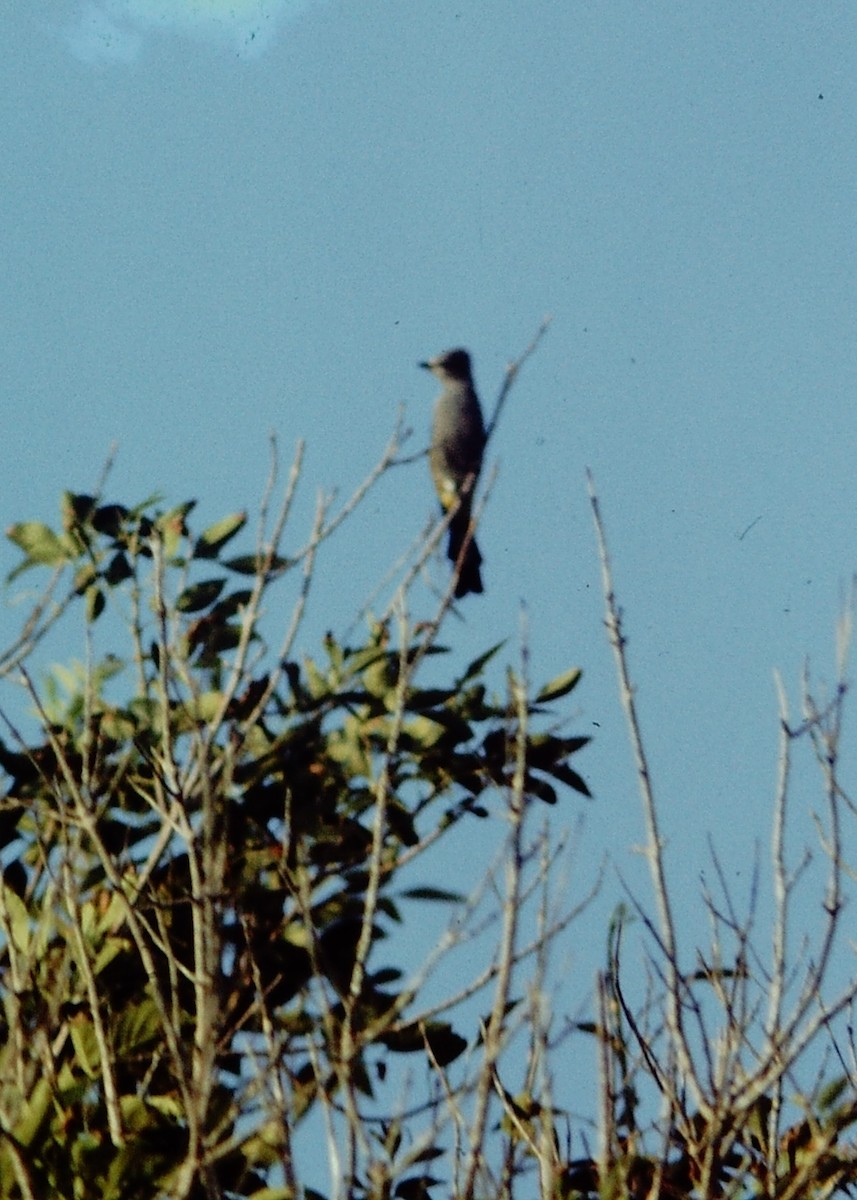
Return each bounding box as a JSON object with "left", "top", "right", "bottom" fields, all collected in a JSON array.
[{"left": 419, "top": 348, "right": 473, "bottom": 384}]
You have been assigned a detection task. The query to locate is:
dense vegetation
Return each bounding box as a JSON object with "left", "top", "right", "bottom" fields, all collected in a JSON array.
[{"left": 0, "top": 439, "right": 855, "bottom": 1198}]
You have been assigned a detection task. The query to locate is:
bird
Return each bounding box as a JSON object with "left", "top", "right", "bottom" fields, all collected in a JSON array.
[{"left": 419, "top": 348, "right": 487, "bottom": 598}]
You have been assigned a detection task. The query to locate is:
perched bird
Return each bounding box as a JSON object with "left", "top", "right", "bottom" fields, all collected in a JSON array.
[{"left": 419, "top": 348, "right": 487, "bottom": 598}]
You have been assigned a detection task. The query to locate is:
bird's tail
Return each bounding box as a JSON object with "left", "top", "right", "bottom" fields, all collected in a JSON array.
[{"left": 447, "top": 507, "right": 483, "bottom": 598}]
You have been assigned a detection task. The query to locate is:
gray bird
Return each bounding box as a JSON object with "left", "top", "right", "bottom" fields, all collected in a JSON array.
[{"left": 419, "top": 348, "right": 486, "bottom": 598}]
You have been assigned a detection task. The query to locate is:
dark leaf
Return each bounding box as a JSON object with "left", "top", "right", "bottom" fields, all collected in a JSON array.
[
  {"left": 395, "top": 1175, "right": 441, "bottom": 1200},
  {"left": 92, "top": 503, "right": 129, "bottom": 536},
  {"left": 546, "top": 762, "right": 592, "bottom": 797},
  {"left": 223, "top": 553, "right": 290, "bottom": 577},
  {"left": 458, "top": 640, "right": 505, "bottom": 685},
  {"left": 177, "top": 578, "right": 226, "bottom": 613},
  {"left": 62, "top": 491, "right": 98, "bottom": 526},
  {"left": 210, "top": 588, "right": 253, "bottom": 620},
  {"left": 524, "top": 774, "right": 557, "bottom": 805},
  {"left": 104, "top": 551, "right": 133, "bottom": 586},
  {"left": 400, "top": 887, "right": 464, "bottom": 903}
]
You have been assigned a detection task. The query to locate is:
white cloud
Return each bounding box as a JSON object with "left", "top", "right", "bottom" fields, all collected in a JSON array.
[{"left": 64, "top": 0, "right": 315, "bottom": 62}]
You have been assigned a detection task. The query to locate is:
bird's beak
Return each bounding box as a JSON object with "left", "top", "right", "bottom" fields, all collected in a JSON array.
[{"left": 418, "top": 360, "right": 432, "bottom": 371}]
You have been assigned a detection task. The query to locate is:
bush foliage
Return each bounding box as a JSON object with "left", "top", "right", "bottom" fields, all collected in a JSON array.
[
  {"left": 0, "top": 484, "right": 588, "bottom": 1199},
  {"left": 1, "top": 462, "right": 857, "bottom": 1200}
]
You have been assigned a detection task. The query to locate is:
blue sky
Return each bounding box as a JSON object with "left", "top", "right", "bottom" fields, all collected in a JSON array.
[{"left": 5, "top": 0, "right": 857, "bottom": 1168}]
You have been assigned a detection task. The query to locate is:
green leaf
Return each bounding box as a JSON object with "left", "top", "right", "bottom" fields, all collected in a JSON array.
[
  {"left": 94, "top": 654, "right": 125, "bottom": 687},
  {"left": 194, "top": 510, "right": 248, "bottom": 559},
  {"left": 346, "top": 645, "right": 390, "bottom": 675},
  {"left": 7, "top": 521, "right": 73, "bottom": 566},
  {"left": 535, "top": 666, "right": 582, "bottom": 703},
  {"left": 304, "top": 657, "right": 329, "bottom": 700},
  {"left": 327, "top": 716, "right": 372, "bottom": 777},
  {"left": 1, "top": 885, "right": 31, "bottom": 955},
  {"left": 156, "top": 500, "right": 196, "bottom": 557},
  {"left": 73, "top": 562, "right": 98, "bottom": 594},
  {"left": 86, "top": 585, "right": 106, "bottom": 622},
  {"left": 362, "top": 654, "right": 397, "bottom": 699},
  {"left": 12, "top": 1076, "right": 53, "bottom": 1148},
  {"left": 247, "top": 1187, "right": 297, "bottom": 1200},
  {"left": 113, "top": 998, "right": 162, "bottom": 1054},
  {"left": 181, "top": 691, "right": 227, "bottom": 723},
  {"left": 192, "top": 508, "right": 244, "bottom": 559},
  {"left": 69, "top": 1015, "right": 101, "bottom": 1078},
  {"left": 818, "top": 1076, "right": 850, "bottom": 1113},
  {"left": 403, "top": 715, "right": 452, "bottom": 749},
  {"left": 408, "top": 708, "right": 472, "bottom": 746}
]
